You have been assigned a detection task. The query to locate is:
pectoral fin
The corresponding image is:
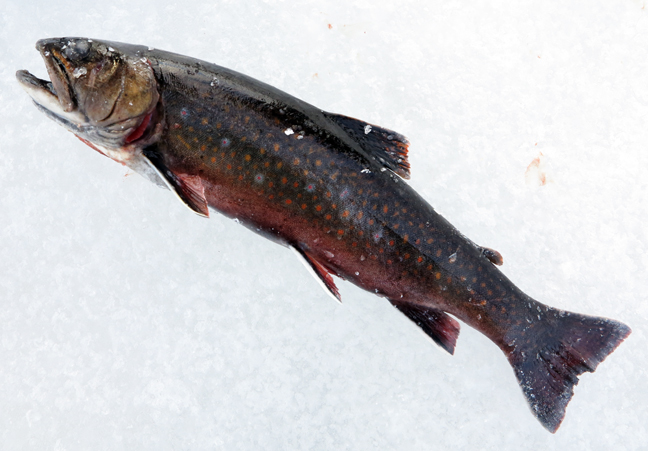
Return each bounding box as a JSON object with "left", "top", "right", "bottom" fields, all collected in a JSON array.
[
  {"left": 142, "top": 145, "right": 209, "bottom": 217},
  {"left": 290, "top": 246, "right": 341, "bottom": 303}
]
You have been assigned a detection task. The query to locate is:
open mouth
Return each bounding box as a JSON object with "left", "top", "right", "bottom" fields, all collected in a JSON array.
[
  {"left": 16, "top": 69, "right": 57, "bottom": 97},
  {"left": 16, "top": 42, "right": 77, "bottom": 113}
]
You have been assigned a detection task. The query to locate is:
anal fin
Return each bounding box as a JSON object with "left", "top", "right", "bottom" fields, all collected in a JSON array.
[
  {"left": 390, "top": 301, "right": 460, "bottom": 355},
  {"left": 290, "top": 246, "right": 341, "bottom": 303}
]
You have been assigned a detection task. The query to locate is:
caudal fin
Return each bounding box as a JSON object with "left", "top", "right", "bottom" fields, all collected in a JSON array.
[{"left": 507, "top": 309, "right": 630, "bottom": 433}]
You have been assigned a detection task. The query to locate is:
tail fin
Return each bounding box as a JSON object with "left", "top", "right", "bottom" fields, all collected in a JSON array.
[{"left": 507, "top": 309, "right": 631, "bottom": 433}]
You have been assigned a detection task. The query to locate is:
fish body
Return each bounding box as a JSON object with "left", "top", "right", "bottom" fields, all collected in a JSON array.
[{"left": 17, "top": 38, "right": 630, "bottom": 432}]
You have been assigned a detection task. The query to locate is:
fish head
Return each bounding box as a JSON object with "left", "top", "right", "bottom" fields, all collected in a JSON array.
[{"left": 16, "top": 37, "right": 160, "bottom": 160}]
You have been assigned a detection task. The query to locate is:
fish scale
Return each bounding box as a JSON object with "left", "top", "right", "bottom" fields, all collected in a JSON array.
[
  {"left": 16, "top": 37, "right": 631, "bottom": 433},
  {"left": 159, "top": 67, "right": 573, "bottom": 347}
]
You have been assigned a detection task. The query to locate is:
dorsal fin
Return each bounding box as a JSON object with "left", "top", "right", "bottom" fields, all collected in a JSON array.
[{"left": 324, "top": 112, "right": 411, "bottom": 179}]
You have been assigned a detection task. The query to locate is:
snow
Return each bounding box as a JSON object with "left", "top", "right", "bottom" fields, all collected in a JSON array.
[{"left": 1, "top": 1, "right": 646, "bottom": 449}]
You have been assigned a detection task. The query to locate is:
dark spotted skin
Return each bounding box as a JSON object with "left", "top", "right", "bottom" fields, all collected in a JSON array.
[
  {"left": 147, "top": 49, "right": 539, "bottom": 353},
  {"left": 19, "top": 38, "right": 630, "bottom": 432}
]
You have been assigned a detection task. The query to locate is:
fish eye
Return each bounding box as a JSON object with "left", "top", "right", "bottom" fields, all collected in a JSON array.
[{"left": 63, "top": 39, "right": 91, "bottom": 61}]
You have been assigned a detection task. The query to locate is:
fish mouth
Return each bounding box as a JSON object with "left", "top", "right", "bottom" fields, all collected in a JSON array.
[
  {"left": 17, "top": 40, "right": 77, "bottom": 112},
  {"left": 16, "top": 41, "right": 86, "bottom": 130}
]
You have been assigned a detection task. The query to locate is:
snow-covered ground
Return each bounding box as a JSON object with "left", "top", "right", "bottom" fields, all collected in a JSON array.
[{"left": 1, "top": 1, "right": 646, "bottom": 449}]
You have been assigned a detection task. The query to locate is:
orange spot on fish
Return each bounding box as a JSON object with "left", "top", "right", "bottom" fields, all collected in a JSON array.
[
  {"left": 337, "top": 229, "right": 344, "bottom": 235},
  {"left": 293, "top": 158, "right": 300, "bottom": 165},
  {"left": 383, "top": 205, "right": 388, "bottom": 213},
  {"left": 316, "top": 205, "right": 322, "bottom": 212},
  {"left": 274, "top": 144, "right": 280, "bottom": 151},
  {"left": 245, "top": 154, "right": 251, "bottom": 162},
  {"left": 285, "top": 199, "right": 292, "bottom": 205}
]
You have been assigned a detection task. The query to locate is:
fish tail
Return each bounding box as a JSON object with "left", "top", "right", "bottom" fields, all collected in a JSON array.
[{"left": 506, "top": 306, "right": 630, "bottom": 433}]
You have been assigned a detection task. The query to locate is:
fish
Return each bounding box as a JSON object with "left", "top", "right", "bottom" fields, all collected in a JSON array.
[{"left": 16, "top": 37, "right": 631, "bottom": 433}]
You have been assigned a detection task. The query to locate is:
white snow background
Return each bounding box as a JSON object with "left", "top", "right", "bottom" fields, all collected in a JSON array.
[{"left": 1, "top": 1, "right": 646, "bottom": 449}]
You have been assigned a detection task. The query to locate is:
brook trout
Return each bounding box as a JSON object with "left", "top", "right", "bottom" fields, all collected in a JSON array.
[{"left": 17, "top": 37, "right": 630, "bottom": 432}]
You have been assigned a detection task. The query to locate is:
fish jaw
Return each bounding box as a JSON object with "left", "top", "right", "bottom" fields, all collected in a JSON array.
[{"left": 16, "top": 69, "right": 87, "bottom": 133}]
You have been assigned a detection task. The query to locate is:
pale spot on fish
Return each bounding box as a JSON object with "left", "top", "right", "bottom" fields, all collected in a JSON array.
[
  {"left": 284, "top": 128, "right": 294, "bottom": 135},
  {"left": 72, "top": 67, "right": 87, "bottom": 78},
  {"left": 364, "top": 125, "right": 372, "bottom": 134}
]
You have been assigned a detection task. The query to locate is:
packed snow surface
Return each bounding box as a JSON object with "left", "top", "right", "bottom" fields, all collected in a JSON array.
[{"left": 1, "top": 1, "right": 646, "bottom": 449}]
